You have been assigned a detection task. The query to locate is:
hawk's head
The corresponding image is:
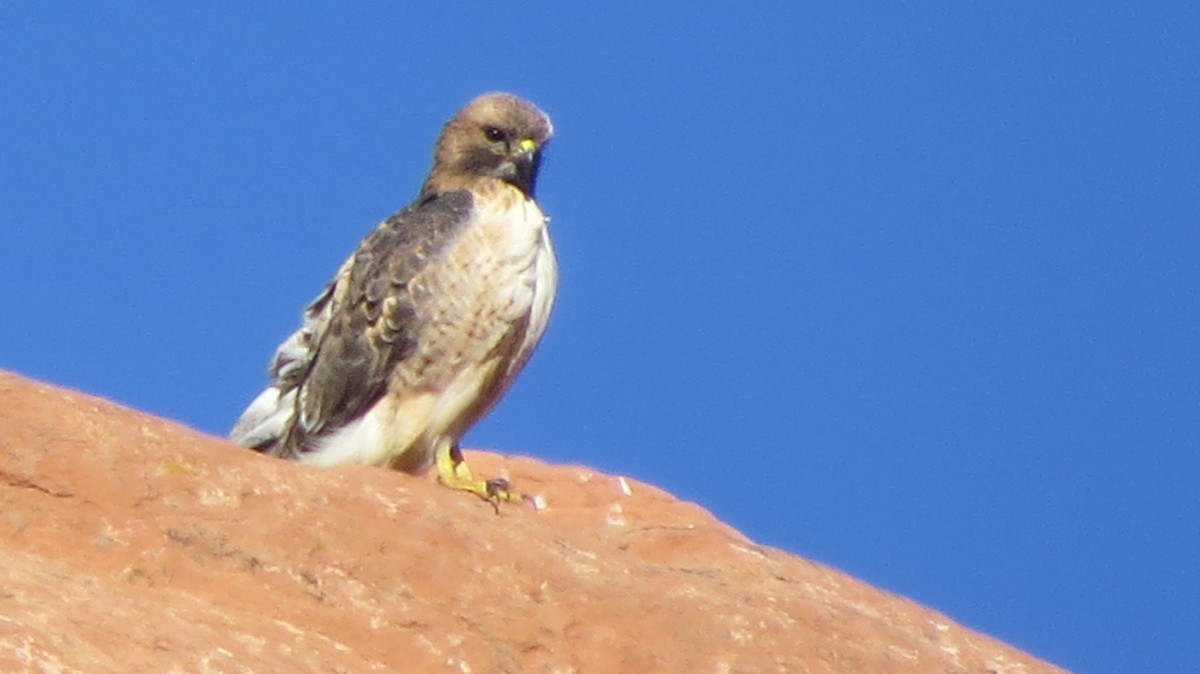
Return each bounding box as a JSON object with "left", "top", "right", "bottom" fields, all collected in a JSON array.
[{"left": 426, "top": 92, "right": 554, "bottom": 198}]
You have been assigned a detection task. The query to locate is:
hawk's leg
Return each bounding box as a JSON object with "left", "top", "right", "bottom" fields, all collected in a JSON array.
[{"left": 435, "top": 440, "right": 522, "bottom": 510}]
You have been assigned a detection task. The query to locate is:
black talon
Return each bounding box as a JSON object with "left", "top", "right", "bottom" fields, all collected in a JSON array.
[
  {"left": 485, "top": 478, "right": 511, "bottom": 514},
  {"left": 485, "top": 478, "right": 510, "bottom": 498}
]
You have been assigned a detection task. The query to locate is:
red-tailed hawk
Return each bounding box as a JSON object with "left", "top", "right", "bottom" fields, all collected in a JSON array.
[{"left": 230, "top": 92, "right": 556, "bottom": 506}]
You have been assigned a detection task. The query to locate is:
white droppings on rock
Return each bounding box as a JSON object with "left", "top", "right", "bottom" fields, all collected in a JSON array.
[
  {"left": 605, "top": 503, "right": 628, "bottom": 526},
  {"left": 617, "top": 476, "right": 633, "bottom": 496}
]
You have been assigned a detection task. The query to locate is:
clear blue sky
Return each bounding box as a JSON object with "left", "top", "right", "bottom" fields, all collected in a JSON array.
[{"left": 2, "top": 4, "right": 1196, "bottom": 672}]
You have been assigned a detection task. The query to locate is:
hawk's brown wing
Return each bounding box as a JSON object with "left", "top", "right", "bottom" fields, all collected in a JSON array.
[{"left": 279, "top": 191, "right": 476, "bottom": 454}]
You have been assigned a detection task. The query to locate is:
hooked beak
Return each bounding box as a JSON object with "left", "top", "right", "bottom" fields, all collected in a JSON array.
[{"left": 502, "top": 137, "right": 543, "bottom": 197}]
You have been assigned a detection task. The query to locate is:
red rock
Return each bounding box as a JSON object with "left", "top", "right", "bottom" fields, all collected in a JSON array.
[{"left": 0, "top": 371, "right": 1065, "bottom": 673}]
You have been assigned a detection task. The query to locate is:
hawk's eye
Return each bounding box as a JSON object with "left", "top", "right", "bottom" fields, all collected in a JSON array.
[{"left": 483, "top": 126, "right": 506, "bottom": 143}]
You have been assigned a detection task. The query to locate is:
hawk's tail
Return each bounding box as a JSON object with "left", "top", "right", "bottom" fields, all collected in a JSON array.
[{"left": 229, "top": 386, "right": 295, "bottom": 456}]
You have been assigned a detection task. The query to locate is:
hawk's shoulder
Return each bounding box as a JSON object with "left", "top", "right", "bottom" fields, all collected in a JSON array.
[{"left": 348, "top": 190, "right": 475, "bottom": 292}]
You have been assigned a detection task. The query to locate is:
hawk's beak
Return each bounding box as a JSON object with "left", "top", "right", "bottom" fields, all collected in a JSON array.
[
  {"left": 516, "top": 138, "right": 538, "bottom": 155},
  {"left": 505, "top": 138, "right": 542, "bottom": 197}
]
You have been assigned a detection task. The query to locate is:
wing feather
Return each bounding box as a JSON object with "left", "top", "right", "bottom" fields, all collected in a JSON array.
[{"left": 230, "top": 191, "right": 475, "bottom": 455}]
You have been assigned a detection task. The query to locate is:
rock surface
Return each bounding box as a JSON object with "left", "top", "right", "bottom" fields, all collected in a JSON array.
[{"left": 0, "top": 371, "right": 1066, "bottom": 673}]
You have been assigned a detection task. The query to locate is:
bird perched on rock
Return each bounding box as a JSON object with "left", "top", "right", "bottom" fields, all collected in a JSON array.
[{"left": 230, "top": 92, "right": 556, "bottom": 506}]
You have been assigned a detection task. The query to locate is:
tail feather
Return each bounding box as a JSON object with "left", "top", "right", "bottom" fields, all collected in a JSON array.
[{"left": 229, "top": 386, "right": 296, "bottom": 455}]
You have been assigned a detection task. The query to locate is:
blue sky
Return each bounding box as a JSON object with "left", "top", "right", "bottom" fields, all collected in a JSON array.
[{"left": 2, "top": 4, "right": 1197, "bottom": 672}]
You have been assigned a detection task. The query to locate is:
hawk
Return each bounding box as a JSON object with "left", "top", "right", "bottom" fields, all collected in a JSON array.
[{"left": 230, "top": 92, "right": 556, "bottom": 506}]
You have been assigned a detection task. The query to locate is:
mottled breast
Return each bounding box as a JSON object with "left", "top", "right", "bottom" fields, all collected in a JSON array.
[{"left": 395, "top": 179, "right": 557, "bottom": 403}]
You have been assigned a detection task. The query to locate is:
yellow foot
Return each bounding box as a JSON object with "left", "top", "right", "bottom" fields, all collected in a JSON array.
[{"left": 435, "top": 441, "right": 523, "bottom": 512}]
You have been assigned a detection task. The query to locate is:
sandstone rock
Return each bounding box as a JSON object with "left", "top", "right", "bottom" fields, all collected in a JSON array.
[{"left": 0, "top": 371, "right": 1065, "bottom": 673}]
